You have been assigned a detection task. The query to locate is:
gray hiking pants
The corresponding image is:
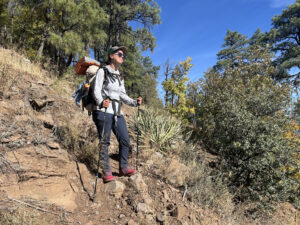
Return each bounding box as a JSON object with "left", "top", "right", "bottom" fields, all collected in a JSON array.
[{"left": 92, "top": 110, "right": 130, "bottom": 173}]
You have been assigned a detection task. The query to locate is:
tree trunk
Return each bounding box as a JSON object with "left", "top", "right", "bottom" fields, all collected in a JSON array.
[
  {"left": 66, "top": 54, "right": 73, "bottom": 67},
  {"left": 115, "top": 13, "right": 120, "bottom": 45},
  {"left": 9, "top": 15, "right": 13, "bottom": 44},
  {"left": 106, "top": 0, "right": 114, "bottom": 51},
  {"left": 37, "top": 27, "right": 48, "bottom": 59},
  {"left": 164, "top": 59, "right": 171, "bottom": 107},
  {"left": 37, "top": 39, "right": 45, "bottom": 59}
]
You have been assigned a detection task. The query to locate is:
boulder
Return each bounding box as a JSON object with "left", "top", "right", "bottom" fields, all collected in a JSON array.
[
  {"left": 162, "top": 158, "right": 190, "bottom": 187},
  {"left": 136, "top": 202, "right": 153, "bottom": 214},
  {"left": 127, "top": 219, "right": 138, "bottom": 225},
  {"left": 105, "top": 180, "right": 125, "bottom": 198},
  {"left": 129, "top": 173, "right": 148, "bottom": 193}
]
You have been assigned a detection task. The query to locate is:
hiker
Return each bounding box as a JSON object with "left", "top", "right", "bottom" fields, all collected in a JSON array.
[{"left": 92, "top": 46, "right": 142, "bottom": 182}]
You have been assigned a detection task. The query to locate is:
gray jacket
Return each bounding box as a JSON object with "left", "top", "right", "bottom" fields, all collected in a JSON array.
[{"left": 92, "top": 65, "right": 137, "bottom": 115}]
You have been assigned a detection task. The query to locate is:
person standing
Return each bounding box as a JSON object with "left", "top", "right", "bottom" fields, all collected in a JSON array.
[{"left": 92, "top": 46, "right": 142, "bottom": 182}]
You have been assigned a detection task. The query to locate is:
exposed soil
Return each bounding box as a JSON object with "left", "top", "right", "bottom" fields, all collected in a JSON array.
[{"left": 0, "top": 47, "right": 299, "bottom": 225}]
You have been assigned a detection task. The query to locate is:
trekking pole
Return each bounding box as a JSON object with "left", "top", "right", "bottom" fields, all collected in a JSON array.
[
  {"left": 92, "top": 107, "right": 107, "bottom": 201},
  {"left": 136, "top": 101, "right": 141, "bottom": 171}
]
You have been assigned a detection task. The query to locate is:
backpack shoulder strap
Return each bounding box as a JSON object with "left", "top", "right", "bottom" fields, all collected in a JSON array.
[{"left": 101, "top": 66, "right": 108, "bottom": 82}]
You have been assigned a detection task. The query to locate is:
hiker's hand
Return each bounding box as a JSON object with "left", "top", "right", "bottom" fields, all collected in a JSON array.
[
  {"left": 102, "top": 99, "right": 110, "bottom": 108},
  {"left": 137, "top": 97, "right": 142, "bottom": 106}
]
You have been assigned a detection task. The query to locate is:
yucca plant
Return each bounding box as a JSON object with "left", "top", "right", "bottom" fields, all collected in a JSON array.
[{"left": 129, "top": 107, "right": 183, "bottom": 153}]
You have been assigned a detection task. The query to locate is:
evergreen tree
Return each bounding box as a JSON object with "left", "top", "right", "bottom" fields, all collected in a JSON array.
[
  {"left": 214, "top": 30, "right": 247, "bottom": 73},
  {"left": 197, "top": 43, "right": 299, "bottom": 209},
  {"left": 0, "top": 0, "right": 10, "bottom": 45},
  {"left": 117, "top": 44, "right": 161, "bottom": 105},
  {"left": 267, "top": 0, "right": 300, "bottom": 86},
  {"left": 94, "top": 0, "right": 161, "bottom": 99},
  {"left": 248, "top": 28, "right": 267, "bottom": 47},
  {"left": 294, "top": 98, "right": 300, "bottom": 124},
  {"left": 9, "top": 0, "right": 107, "bottom": 73},
  {"left": 94, "top": 0, "right": 161, "bottom": 61},
  {"left": 186, "top": 81, "right": 202, "bottom": 126}
]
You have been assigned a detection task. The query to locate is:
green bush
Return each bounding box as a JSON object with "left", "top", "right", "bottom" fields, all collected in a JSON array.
[
  {"left": 129, "top": 107, "right": 183, "bottom": 153},
  {"left": 196, "top": 50, "right": 300, "bottom": 209}
]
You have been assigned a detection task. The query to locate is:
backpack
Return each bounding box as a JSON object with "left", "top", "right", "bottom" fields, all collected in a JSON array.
[
  {"left": 72, "top": 57, "right": 124, "bottom": 115},
  {"left": 72, "top": 57, "right": 108, "bottom": 115}
]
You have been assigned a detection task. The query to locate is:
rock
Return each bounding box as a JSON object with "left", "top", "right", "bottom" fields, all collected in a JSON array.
[
  {"left": 0, "top": 144, "right": 89, "bottom": 212},
  {"left": 127, "top": 219, "right": 138, "bottom": 225},
  {"left": 168, "top": 204, "right": 188, "bottom": 220},
  {"left": 105, "top": 180, "right": 125, "bottom": 198},
  {"left": 1, "top": 134, "right": 21, "bottom": 143},
  {"left": 3, "top": 177, "right": 77, "bottom": 212},
  {"left": 150, "top": 152, "right": 164, "bottom": 165},
  {"left": 85, "top": 222, "right": 94, "bottom": 225},
  {"left": 47, "top": 141, "right": 60, "bottom": 150},
  {"left": 145, "top": 159, "right": 154, "bottom": 167},
  {"left": 177, "top": 206, "right": 188, "bottom": 220},
  {"left": 119, "top": 214, "right": 126, "bottom": 219},
  {"left": 145, "top": 214, "right": 155, "bottom": 223},
  {"left": 162, "top": 190, "right": 170, "bottom": 201},
  {"left": 142, "top": 194, "right": 153, "bottom": 205},
  {"left": 136, "top": 203, "right": 153, "bottom": 214},
  {"left": 162, "top": 158, "right": 190, "bottom": 187},
  {"left": 156, "top": 213, "right": 165, "bottom": 222},
  {"left": 36, "top": 114, "right": 54, "bottom": 128},
  {"left": 29, "top": 99, "right": 54, "bottom": 112},
  {"left": 129, "top": 173, "right": 148, "bottom": 193}
]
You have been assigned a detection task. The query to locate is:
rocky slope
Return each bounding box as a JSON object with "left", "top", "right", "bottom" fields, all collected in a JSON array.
[
  {"left": 0, "top": 47, "right": 224, "bottom": 225},
  {"left": 0, "top": 47, "right": 299, "bottom": 225}
]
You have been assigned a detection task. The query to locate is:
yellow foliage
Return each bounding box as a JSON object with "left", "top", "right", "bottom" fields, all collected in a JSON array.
[
  {"left": 163, "top": 57, "right": 193, "bottom": 121},
  {"left": 283, "top": 120, "right": 300, "bottom": 180}
]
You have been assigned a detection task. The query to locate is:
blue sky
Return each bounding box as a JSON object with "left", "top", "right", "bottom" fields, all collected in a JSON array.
[{"left": 144, "top": 0, "right": 295, "bottom": 97}]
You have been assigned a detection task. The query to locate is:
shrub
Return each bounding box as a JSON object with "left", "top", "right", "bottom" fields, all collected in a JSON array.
[
  {"left": 129, "top": 107, "right": 183, "bottom": 153},
  {"left": 55, "top": 120, "right": 99, "bottom": 171},
  {"left": 196, "top": 50, "right": 300, "bottom": 209},
  {"left": 188, "top": 162, "right": 234, "bottom": 216}
]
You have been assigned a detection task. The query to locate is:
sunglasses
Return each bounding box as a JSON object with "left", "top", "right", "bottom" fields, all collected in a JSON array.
[{"left": 115, "top": 52, "right": 126, "bottom": 59}]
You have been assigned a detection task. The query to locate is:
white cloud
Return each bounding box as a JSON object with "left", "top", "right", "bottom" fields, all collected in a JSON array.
[{"left": 269, "top": 0, "right": 295, "bottom": 8}]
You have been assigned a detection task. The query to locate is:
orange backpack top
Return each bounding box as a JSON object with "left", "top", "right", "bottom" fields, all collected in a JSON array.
[{"left": 74, "top": 57, "right": 100, "bottom": 75}]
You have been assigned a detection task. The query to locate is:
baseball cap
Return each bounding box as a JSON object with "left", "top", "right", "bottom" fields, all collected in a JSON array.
[{"left": 108, "top": 46, "right": 127, "bottom": 55}]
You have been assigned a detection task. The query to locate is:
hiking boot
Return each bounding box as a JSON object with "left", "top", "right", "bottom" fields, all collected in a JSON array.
[
  {"left": 103, "top": 171, "right": 115, "bottom": 182},
  {"left": 119, "top": 167, "right": 136, "bottom": 177}
]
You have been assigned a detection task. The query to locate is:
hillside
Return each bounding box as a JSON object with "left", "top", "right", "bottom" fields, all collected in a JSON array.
[{"left": 0, "top": 47, "right": 299, "bottom": 225}]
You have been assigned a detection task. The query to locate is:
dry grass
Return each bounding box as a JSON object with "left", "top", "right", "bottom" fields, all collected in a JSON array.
[
  {"left": 54, "top": 112, "right": 99, "bottom": 171},
  {"left": 0, "top": 48, "right": 46, "bottom": 79},
  {"left": 0, "top": 46, "right": 79, "bottom": 99},
  {"left": 0, "top": 209, "right": 38, "bottom": 225},
  {"left": 0, "top": 205, "right": 70, "bottom": 225},
  {"left": 50, "top": 70, "right": 83, "bottom": 98},
  {"left": 0, "top": 47, "right": 53, "bottom": 97}
]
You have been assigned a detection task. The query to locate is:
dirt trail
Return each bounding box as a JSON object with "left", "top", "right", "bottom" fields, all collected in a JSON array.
[{"left": 0, "top": 47, "right": 299, "bottom": 225}]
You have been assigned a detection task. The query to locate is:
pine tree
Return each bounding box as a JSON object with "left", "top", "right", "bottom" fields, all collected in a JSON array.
[
  {"left": 9, "top": 0, "right": 107, "bottom": 73},
  {"left": 0, "top": 0, "right": 10, "bottom": 45},
  {"left": 267, "top": 0, "right": 300, "bottom": 86},
  {"left": 94, "top": 0, "right": 161, "bottom": 61},
  {"left": 163, "top": 58, "right": 173, "bottom": 106},
  {"left": 213, "top": 29, "right": 247, "bottom": 73},
  {"left": 93, "top": 0, "right": 161, "bottom": 99},
  {"left": 197, "top": 41, "right": 299, "bottom": 209},
  {"left": 294, "top": 98, "right": 300, "bottom": 124}
]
